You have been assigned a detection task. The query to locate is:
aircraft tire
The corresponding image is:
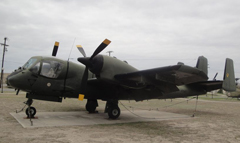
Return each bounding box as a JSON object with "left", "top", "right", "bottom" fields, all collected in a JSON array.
[
  {"left": 108, "top": 105, "right": 120, "bottom": 119},
  {"left": 86, "top": 100, "right": 97, "bottom": 113},
  {"left": 25, "top": 107, "right": 36, "bottom": 117}
]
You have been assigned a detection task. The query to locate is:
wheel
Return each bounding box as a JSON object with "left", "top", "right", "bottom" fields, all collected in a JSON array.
[
  {"left": 86, "top": 103, "right": 96, "bottom": 113},
  {"left": 86, "top": 100, "right": 98, "bottom": 113},
  {"left": 25, "top": 107, "right": 36, "bottom": 117},
  {"left": 108, "top": 105, "right": 120, "bottom": 119}
]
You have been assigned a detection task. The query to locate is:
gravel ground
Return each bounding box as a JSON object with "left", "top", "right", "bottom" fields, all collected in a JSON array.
[{"left": 1, "top": 92, "right": 240, "bottom": 143}]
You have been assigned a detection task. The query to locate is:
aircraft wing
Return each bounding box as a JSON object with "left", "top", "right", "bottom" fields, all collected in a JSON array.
[{"left": 114, "top": 64, "right": 208, "bottom": 87}]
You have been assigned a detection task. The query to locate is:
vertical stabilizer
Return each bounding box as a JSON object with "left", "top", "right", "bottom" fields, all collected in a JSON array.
[
  {"left": 222, "top": 58, "right": 236, "bottom": 91},
  {"left": 196, "top": 56, "right": 208, "bottom": 75}
]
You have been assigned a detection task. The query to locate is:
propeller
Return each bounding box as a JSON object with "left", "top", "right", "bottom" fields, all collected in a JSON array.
[
  {"left": 76, "top": 45, "right": 86, "bottom": 57},
  {"left": 77, "top": 39, "right": 111, "bottom": 95},
  {"left": 78, "top": 39, "right": 111, "bottom": 68},
  {"left": 52, "top": 41, "right": 59, "bottom": 56},
  {"left": 90, "top": 39, "right": 111, "bottom": 60}
]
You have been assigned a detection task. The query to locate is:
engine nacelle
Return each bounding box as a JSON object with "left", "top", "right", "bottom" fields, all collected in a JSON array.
[{"left": 90, "top": 55, "right": 138, "bottom": 80}]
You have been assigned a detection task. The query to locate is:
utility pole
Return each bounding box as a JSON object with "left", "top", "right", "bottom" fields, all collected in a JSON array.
[
  {"left": 106, "top": 51, "right": 113, "bottom": 56},
  {"left": 0, "top": 37, "right": 8, "bottom": 93}
]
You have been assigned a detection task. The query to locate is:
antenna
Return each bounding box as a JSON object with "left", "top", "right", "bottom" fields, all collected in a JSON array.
[
  {"left": 68, "top": 38, "right": 76, "bottom": 60},
  {"left": 106, "top": 51, "right": 113, "bottom": 56}
]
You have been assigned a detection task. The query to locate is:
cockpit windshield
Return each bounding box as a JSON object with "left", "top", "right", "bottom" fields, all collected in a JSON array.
[
  {"left": 40, "top": 60, "right": 64, "bottom": 78},
  {"left": 23, "top": 57, "right": 64, "bottom": 79},
  {"left": 22, "top": 58, "right": 38, "bottom": 69}
]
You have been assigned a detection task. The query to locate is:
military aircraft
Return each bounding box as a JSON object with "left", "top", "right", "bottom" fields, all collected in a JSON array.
[{"left": 6, "top": 39, "right": 236, "bottom": 119}]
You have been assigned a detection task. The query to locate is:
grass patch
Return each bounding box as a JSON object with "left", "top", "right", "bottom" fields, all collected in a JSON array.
[
  {"left": 197, "top": 95, "right": 240, "bottom": 102},
  {"left": 97, "top": 121, "right": 189, "bottom": 137}
]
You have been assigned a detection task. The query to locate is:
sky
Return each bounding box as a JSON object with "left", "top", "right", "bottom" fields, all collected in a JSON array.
[{"left": 0, "top": 0, "right": 239, "bottom": 80}]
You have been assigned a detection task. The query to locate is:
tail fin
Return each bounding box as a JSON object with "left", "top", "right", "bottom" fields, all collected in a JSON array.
[
  {"left": 196, "top": 56, "right": 208, "bottom": 75},
  {"left": 222, "top": 58, "right": 236, "bottom": 92}
]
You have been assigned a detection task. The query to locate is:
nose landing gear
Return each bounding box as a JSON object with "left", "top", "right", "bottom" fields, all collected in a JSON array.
[
  {"left": 15, "top": 98, "right": 37, "bottom": 126},
  {"left": 16, "top": 98, "right": 37, "bottom": 118},
  {"left": 24, "top": 98, "right": 37, "bottom": 118},
  {"left": 25, "top": 106, "right": 36, "bottom": 118}
]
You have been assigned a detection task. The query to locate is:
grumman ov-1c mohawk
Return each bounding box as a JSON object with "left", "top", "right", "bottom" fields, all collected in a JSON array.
[{"left": 7, "top": 39, "right": 236, "bottom": 119}]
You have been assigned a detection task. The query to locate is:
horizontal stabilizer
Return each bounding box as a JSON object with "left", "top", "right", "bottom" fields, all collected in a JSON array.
[
  {"left": 222, "top": 58, "right": 236, "bottom": 92},
  {"left": 190, "top": 81, "right": 223, "bottom": 92}
]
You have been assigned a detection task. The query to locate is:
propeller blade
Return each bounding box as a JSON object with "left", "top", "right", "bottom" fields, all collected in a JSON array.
[
  {"left": 52, "top": 41, "right": 59, "bottom": 56},
  {"left": 90, "top": 39, "right": 111, "bottom": 60},
  {"left": 77, "top": 45, "right": 86, "bottom": 57},
  {"left": 80, "top": 67, "right": 89, "bottom": 95}
]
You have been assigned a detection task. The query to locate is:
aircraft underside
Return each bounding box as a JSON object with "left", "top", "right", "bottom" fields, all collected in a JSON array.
[{"left": 23, "top": 84, "right": 208, "bottom": 119}]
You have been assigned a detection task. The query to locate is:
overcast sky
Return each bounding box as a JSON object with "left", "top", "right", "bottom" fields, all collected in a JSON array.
[{"left": 0, "top": 0, "right": 239, "bottom": 80}]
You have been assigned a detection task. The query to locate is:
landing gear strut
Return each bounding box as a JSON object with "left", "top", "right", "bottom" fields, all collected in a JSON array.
[
  {"left": 86, "top": 99, "right": 98, "bottom": 113},
  {"left": 105, "top": 101, "right": 120, "bottom": 119}
]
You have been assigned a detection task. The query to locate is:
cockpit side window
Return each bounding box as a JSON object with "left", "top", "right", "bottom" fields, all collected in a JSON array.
[
  {"left": 29, "top": 62, "right": 40, "bottom": 74},
  {"left": 40, "top": 60, "right": 64, "bottom": 78}
]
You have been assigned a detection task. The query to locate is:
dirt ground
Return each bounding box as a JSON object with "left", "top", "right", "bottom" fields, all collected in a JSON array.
[{"left": 1, "top": 92, "right": 240, "bottom": 143}]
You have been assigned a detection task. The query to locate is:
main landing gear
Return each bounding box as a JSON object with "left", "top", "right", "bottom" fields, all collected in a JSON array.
[
  {"left": 85, "top": 99, "right": 98, "bottom": 113},
  {"left": 85, "top": 99, "right": 121, "bottom": 119},
  {"left": 105, "top": 101, "right": 120, "bottom": 119}
]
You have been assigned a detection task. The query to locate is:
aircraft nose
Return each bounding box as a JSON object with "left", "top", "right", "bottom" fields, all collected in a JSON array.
[
  {"left": 7, "top": 74, "right": 27, "bottom": 90},
  {"left": 7, "top": 75, "right": 17, "bottom": 88},
  {"left": 6, "top": 76, "right": 10, "bottom": 86},
  {"left": 7, "top": 70, "right": 32, "bottom": 91}
]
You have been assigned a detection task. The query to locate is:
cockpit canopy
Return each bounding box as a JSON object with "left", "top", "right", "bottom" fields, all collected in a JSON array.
[
  {"left": 23, "top": 58, "right": 38, "bottom": 69},
  {"left": 23, "top": 57, "right": 65, "bottom": 79}
]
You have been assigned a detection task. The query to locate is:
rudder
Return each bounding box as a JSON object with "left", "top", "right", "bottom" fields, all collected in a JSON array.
[
  {"left": 196, "top": 56, "right": 208, "bottom": 75},
  {"left": 222, "top": 58, "right": 236, "bottom": 92}
]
